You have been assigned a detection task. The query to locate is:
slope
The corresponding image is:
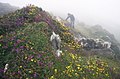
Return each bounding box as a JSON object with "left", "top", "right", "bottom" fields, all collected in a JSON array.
[
  {"left": 0, "top": 5, "right": 120, "bottom": 79},
  {"left": 75, "top": 23, "right": 120, "bottom": 59}
]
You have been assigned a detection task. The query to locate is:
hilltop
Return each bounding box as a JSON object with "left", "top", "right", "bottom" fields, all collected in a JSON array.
[{"left": 0, "top": 5, "right": 120, "bottom": 79}]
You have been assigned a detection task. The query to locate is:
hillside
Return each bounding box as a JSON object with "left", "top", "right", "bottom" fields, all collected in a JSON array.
[
  {"left": 75, "top": 23, "right": 120, "bottom": 57},
  {"left": 0, "top": 5, "right": 120, "bottom": 79},
  {"left": 76, "top": 23, "right": 118, "bottom": 43},
  {"left": 0, "top": 2, "right": 19, "bottom": 15},
  {"left": 56, "top": 17, "right": 120, "bottom": 59}
]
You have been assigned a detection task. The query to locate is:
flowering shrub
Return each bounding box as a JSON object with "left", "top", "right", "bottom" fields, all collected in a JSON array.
[
  {"left": 0, "top": 22, "right": 52, "bottom": 78},
  {"left": 0, "top": 5, "right": 120, "bottom": 79}
]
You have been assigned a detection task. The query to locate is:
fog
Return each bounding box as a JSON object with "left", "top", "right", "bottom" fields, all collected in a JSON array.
[{"left": 0, "top": 0, "right": 120, "bottom": 42}]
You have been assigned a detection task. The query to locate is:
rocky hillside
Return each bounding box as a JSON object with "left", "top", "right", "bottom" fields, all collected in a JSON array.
[
  {"left": 75, "top": 22, "right": 120, "bottom": 57},
  {"left": 55, "top": 17, "right": 120, "bottom": 59},
  {"left": 89, "top": 25, "right": 118, "bottom": 44},
  {"left": 0, "top": 2, "right": 19, "bottom": 15},
  {"left": 0, "top": 5, "right": 120, "bottom": 79}
]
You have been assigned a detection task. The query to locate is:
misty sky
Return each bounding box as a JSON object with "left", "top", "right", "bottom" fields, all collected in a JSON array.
[{"left": 0, "top": 0, "right": 120, "bottom": 41}]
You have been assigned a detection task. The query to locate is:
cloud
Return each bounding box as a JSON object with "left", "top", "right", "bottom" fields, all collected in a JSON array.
[{"left": 0, "top": 0, "right": 120, "bottom": 42}]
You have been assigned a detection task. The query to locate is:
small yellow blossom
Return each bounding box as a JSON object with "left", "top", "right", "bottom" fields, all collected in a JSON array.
[
  {"left": 34, "top": 60, "right": 37, "bottom": 62},
  {"left": 50, "top": 75, "right": 54, "bottom": 79},
  {"left": 20, "top": 66, "right": 22, "bottom": 68},
  {"left": 113, "top": 67, "right": 116, "bottom": 70},
  {"left": 0, "top": 35, "right": 3, "bottom": 38},
  {"left": 83, "top": 77, "right": 85, "bottom": 79},
  {"left": 72, "top": 69, "right": 74, "bottom": 72},
  {"left": 77, "top": 67, "right": 80, "bottom": 70},
  {"left": 54, "top": 69, "right": 57, "bottom": 73},
  {"left": 30, "top": 47, "right": 33, "bottom": 49},
  {"left": 66, "top": 66, "right": 71, "bottom": 69},
  {"left": 105, "top": 73, "right": 109, "bottom": 76},
  {"left": 77, "top": 64, "right": 80, "bottom": 67},
  {"left": 75, "top": 73, "right": 79, "bottom": 76},
  {"left": 31, "top": 59, "right": 34, "bottom": 62},
  {"left": 25, "top": 56, "right": 27, "bottom": 59},
  {"left": 29, "top": 71, "right": 32, "bottom": 73}
]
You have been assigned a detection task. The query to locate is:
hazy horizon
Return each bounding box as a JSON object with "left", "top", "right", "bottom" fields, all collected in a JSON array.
[{"left": 0, "top": 0, "right": 120, "bottom": 42}]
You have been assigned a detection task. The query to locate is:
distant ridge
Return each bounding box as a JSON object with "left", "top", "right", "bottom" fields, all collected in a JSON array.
[{"left": 0, "top": 2, "right": 19, "bottom": 15}]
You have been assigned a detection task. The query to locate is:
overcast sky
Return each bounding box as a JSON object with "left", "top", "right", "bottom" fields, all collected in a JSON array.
[{"left": 0, "top": 0, "right": 120, "bottom": 41}]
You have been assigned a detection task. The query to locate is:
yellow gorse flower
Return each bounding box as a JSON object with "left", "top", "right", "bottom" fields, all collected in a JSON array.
[
  {"left": 34, "top": 60, "right": 37, "bottom": 62},
  {"left": 69, "top": 53, "right": 75, "bottom": 59},
  {"left": 54, "top": 69, "right": 57, "bottom": 73},
  {"left": 66, "top": 65, "right": 71, "bottom": 69},
  {"left": 25, "top": 56, "right": 27, "bottom": 59},
  {"left": 75, "top": 73, "right": 79, "bottom": 76},
  {"left": 0, "top": 35, "right": 3, "bottom": 38},
  {"left": 29, "top": 71, "right": 32, "bottom": 73},
  {"left": 49, "top": 75, "right": 55, "bottom": 79},
  {"left": 20, "top": 66, "right": 22, "bottom": 68},
  {"left": 31, "top": 59, "right": 34, "bottom": 62}
]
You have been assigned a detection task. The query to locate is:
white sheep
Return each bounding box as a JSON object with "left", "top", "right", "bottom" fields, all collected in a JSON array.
[
  {"left": 4, "top": 64, "right": 8, "bottom": 73},
  {"left": 103, "top": 41, "right": 111, "bottom": 48},
  {"left": 50, "top": 31, "right": 62, "bottom": 57}
]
